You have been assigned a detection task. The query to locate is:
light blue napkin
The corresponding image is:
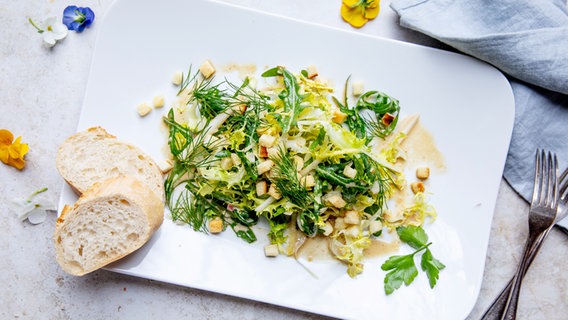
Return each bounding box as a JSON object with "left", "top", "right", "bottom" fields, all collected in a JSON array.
[{"left": 390, "top": 0, "right": 568, "bottom": 228}]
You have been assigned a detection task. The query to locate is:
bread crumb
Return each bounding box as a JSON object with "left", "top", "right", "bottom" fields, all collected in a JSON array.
[
  {"left": 256, "top": 181, "right": 268, "bottom": 196},
  {"left": 411, "top": 181, "right": 425, "bottom": 194},
  {"left": 209, "top": 218, "right": 223, "bottom": 233},
  {"left": 344, "top": 210, "right": 360, "bottom": 225},
  {"left": 343, "top": 165, "right": 357, "bottom": 179},
  {"left": 137, "top": 102, "right": 152, "bottom": 117},
  {"left": 257, "top": 159, "right": 274, "bottom": 175},
  {"left": 306, "top": 65, "right": 318, "bottom": 79},
  {"left": 352, "top": 81, "right": 364, "bottom": 96},
  {"left": 199, "top": 60, "right": 216, "bottom": 79},
  {"left": 416, "top": 166, "right": 430, "bottom": 180},
  {"left": 268, "top": 183, "right": 281, "bottom": 200},
  {"left": 172, "top": 71, "right": 183, "bottom": 86},
  {"left": 264, "top": 244, "right": 279, "bottom": 257},
  {"left": 152, "top": 95, "right": 165, "bottom": 108},
  {"left": 331, "top": 106, "right": 348, "bottom": 124}
]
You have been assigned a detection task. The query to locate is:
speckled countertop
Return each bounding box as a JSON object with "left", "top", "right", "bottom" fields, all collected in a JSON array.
[{"left": 1, "top": 1, "right": 567, "bottom": 319}]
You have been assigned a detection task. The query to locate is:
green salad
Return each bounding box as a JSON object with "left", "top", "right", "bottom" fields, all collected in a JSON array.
[{"left": 163, "top": 64, "right": 444, "bottom": 294}]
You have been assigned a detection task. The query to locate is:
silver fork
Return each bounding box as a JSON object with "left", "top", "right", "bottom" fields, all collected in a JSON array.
[
  {"left": 500, "top": 150, "right": 559, "bottom": 320},
  {"left": 480, "top": 165, "right": 568, "bottom": 319}
]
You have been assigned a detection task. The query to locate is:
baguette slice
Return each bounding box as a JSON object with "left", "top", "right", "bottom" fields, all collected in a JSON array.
[
  {"left": 56, "top": 126, "right": 165, "bottom": 202},
  {"left": 54, "top": 175, "right": 164, "bottom": 276}
]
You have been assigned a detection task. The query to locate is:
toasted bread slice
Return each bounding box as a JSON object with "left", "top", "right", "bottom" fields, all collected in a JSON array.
[
  {"left": 56, "top": 127, "right": 164, "bottom": 202},
  {"left": 54, "top": 175, "right": 164, "bottom": 276}
]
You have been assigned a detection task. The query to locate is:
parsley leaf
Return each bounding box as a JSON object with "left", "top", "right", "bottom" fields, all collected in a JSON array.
[
  {"left": 421, "top": 248, "right": 446, "bottom": 288},
  {"left": 380, "top": 225, "right": 445, "bottom": 294},
  {"left": 396, "top": 225, "right": 428, "bottom": 249},
  {"left": 381, "top": 254, "right": 418, "bottom": 295}
]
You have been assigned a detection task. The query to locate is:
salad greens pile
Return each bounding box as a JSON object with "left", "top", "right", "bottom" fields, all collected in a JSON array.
[{"left": 163, "top": 64, "right": 443, "bottom": 294}]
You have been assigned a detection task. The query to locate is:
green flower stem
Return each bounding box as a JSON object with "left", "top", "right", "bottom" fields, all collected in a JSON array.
[
  {"left": 28, "top": 18, "right": 44, "bottom": 33},
  {"left": 27, "top": 187, "right": 48, "bottom": 202}
]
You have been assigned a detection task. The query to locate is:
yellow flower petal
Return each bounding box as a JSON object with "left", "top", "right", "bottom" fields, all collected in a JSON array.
[
  {"left": 343, "top": 0, "right": 361, "bottom": 8},
  {"left": 0, "top": 148, "right": 8, "bottom": 163},
  {"left": 0, "top": 131, "right": 28, "bottom": 170},
  {"left": 365, "top": 4, "right": 380, "bottom": 19},
  {"left": 367, "top": 0, "right": 380, "bottom": 9},
  {"left": 341, "top": 4, "right": 369, "bottom": 28},
  {"left": 8, "top": 157, "right": 26, "bottom": 170},
  {"left": 0, "top": 129, "right": 14, "bottom": 147}
]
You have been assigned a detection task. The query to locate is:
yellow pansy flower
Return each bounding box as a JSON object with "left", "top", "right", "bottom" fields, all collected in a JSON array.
[
  {"left": 0, "top": 129, "right": 29, "bottom": 170},
  {"left": 341, "top": 0, "right": 380, "bottom": 28}
]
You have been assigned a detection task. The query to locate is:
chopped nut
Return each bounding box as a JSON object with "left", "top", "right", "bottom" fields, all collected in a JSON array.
[
  {"left": 171, "top": 71, "right": 183, "bottom": 86},
  {"left": 352, "top": 81, "right": 364, "bottom": 96},
  {"left": 136, "top": 102, "right": 152, "bottom": 117},
  {"left": 199, "top": 59, "right": 216, "bottom": 79},
  {"left": 411, "top": 181, "right": 425, "bottom": 194},
  {"left": 152, "top": 95, "right": 165, "bottom": 108},
  {"left": 416, "top": 166, "right": 430, "bottom": 180},
  {"left": 256, "top": 180, "right": 268, "bottom": 196},
  {"left": 264, "top": 244, "right": 279, "bottom": 257},
  {"left": 344, "top": 210, "right": 360, "bottom": 225},
  {"left": 268, "top": 183, "right": 282, "bottom": 200},
  {"left": 209, "top": 218, "right": 223, "bottom": 233}
]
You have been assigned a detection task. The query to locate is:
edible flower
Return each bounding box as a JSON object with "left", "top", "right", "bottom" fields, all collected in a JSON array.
[
  {"left": 28, "top": 17, "right": 68, "bottom": 47},
  {"left": 340, "top": 0, "right": 380, "bottom": 28},
  {"left": 13, "top": 188, "right": 56, "bottom": 225},
  {"left": 62, "top": 5, "right": 95, "bottom": 32},
  {"left": 0, "top": 129, "right": 29, "bottom": 170}
]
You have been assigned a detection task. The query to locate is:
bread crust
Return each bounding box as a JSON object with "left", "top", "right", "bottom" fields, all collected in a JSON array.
[
  {"left": 56, "top": 126, "right": 165, "bottom": 203},
  {"left": 54, "top": 175, "right": 164, "bottom": 276}
]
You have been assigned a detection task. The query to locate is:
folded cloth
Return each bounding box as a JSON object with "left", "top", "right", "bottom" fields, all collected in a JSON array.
[{"left": 390, "top": 0, "right": 568, "bottom": 228}]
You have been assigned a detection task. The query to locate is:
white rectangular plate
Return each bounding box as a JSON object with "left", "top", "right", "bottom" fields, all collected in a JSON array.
[{"left": 60, "top": 0, "right": 515, "bottom": 318}]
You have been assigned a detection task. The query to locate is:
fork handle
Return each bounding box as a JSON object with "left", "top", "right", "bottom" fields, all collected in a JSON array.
[
  {"left": 480, "top": 229, "right": 549, "bottom": 320},
  {"left": 500, "top": 230, "right": 546, "bottom": 320}
]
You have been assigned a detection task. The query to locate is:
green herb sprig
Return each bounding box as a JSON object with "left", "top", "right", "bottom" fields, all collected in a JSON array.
[{"left": 381, "top": 225, "right": 445, "bottom": 294}]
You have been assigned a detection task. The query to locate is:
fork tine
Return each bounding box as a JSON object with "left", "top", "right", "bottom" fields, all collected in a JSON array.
[
  {"left": 531, "top": 149, "right": 543, "bottom": 205},
  {"left": 559, "top": 167, "right": 568, "bottom": 200},
  {"left": 548, "top": 152, "right": 558, "bottom": 209}
]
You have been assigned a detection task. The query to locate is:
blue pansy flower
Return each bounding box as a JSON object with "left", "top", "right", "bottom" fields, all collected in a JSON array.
[{"left": 62, "top": 6, "right": 95, "bottom": 32}]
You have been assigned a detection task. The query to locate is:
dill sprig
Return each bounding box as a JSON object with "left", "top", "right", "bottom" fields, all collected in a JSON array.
[
  {"left": 270, "top": 147, "right": 312, "bottom": 208},
  {"left": 191, "top": 80, "right": 232, "bottom": 120},
  {"left": 220, "top": 78, "right": 272, "bottom": 150},
  {"left": 353, "top": 153, "right": 397, "bottom": 210},
  {"left": 163, "top": 109, "right": 225, "bottom": 169},
  {"left": 177, "top": 66, "right": 200, "bottom": 95}
]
